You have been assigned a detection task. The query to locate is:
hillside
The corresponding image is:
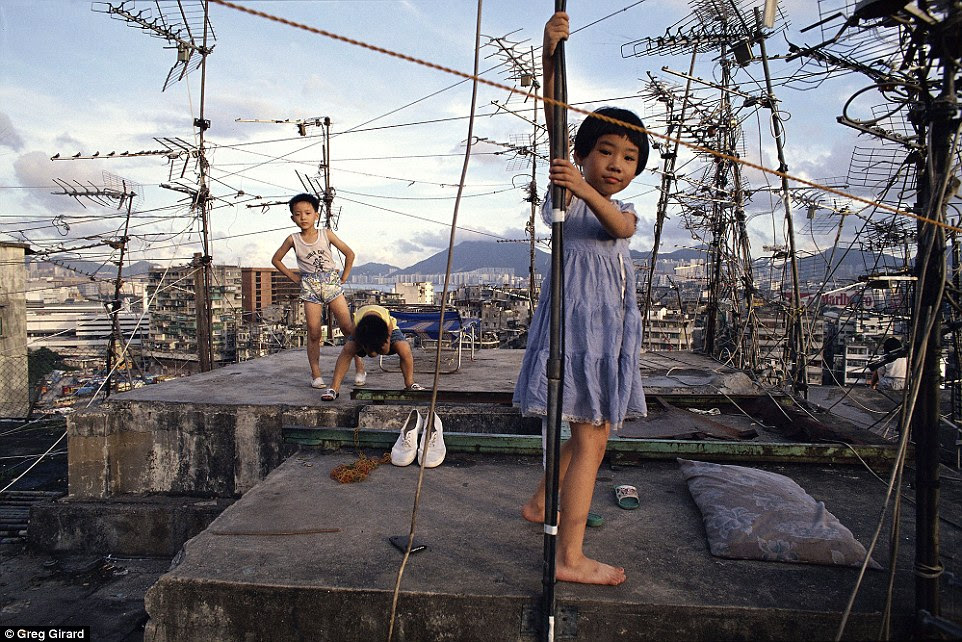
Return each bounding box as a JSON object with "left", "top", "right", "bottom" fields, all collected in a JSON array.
[{"left": 393, "top": 240, "right": 550, "bottom": 276}]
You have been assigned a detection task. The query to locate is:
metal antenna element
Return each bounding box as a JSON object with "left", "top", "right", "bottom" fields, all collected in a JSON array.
[
  {"left": 483, "top": 31, "right": 542, "bottom": 103},
  {"left": 484, "top": 30, "right": 546, "bottom": 323},
  {"left": 51, "top": 172, "right": 143, "bottom": 211},
  {"left": 622, "top": 0, "right": 788, "bottom": 59},
  {"left": 235, "top": 116, "right": 327, "bottom": 137},
  {"left": 94, "top": 0, "right": 216, "bottom": 91}
]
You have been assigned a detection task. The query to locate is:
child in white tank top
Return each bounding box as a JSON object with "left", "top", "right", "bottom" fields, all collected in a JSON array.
[{"left": 271, "top": 193, "right": 365, "bottom": 389}]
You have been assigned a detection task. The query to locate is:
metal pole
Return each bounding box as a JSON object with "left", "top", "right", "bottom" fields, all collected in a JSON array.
[
  {"left": 195, "top": 0, "right": 213, "bottom": 371},
  {"left": 529, "top": 46, "right": 540, "bottom": 325},
  {"left": 105, "top": 190, "right": 134, "bottom": 398},
  {"left": 703, "top": 46, "right": 729, "bottom": 357},
  {"left": 543, "top": 2, "right": 566, "bottom": 640},
  {"left": 322, "top": 117, "right": 335, "bottom": 340},
  {"left": 756, "top": 10, "right": 806, "bottom": 395},
  {"left": 193, "top": 252, "right": 211, "bottom": 372},
  {"left": 914, "top": 60, "right": 956, "bottom": 624}
]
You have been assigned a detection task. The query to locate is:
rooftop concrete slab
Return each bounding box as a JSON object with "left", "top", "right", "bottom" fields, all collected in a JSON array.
[
  {"left": 143, "top": 450, "right": 961, "bottom": 641},
  {"left": 112, "top": 348, "right": 761, "bottom": 406}
]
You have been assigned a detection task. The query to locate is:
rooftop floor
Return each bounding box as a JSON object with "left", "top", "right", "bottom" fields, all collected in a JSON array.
[
  {"left": 144, "top": 449, "right": 962, "bottom": 641},
  {"left": 11, "top": 348, "right": 961, "bottom": 640}
]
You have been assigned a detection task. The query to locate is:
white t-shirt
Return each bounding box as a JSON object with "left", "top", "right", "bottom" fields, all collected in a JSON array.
[{"left": 879, "top": 357, "right": 907, "bottom": 390}]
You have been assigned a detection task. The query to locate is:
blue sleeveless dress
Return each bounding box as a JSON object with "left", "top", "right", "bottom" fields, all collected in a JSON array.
[{"left": 513, "top": 194, "right": 647, "bottom": 428}]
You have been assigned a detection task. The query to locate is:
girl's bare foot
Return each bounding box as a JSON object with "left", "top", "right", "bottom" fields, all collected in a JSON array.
[
  {"left": 556, "top": 556, "right": 626, "bottom": 586},
  {"left": 521, "top": 499, "right": 544, "bottom": 524}
]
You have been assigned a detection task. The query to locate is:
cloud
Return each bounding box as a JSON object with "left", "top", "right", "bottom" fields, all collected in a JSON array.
[{"left": 0, "top": 112, "right": 25, "bottom": 151}]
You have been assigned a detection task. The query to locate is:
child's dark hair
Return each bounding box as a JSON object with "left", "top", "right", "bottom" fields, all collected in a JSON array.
[
  {"left": 883, "top": 337, "right": 902, "bottom": 353},
  {"left": 574, "top": 107, "right": 649, "bottom": 175},
  {"left": 289, "top": 193, "right": 320, "bottom": 213},
  {"left": 355, "top": 315, "right": 390, "bottom": 356}
]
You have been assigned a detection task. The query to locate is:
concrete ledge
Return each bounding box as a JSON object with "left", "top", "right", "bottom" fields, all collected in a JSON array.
[
  {"left": 283, "top": 427, "right": 906, "bottom": 466},
  {"left": 66, "top": 401, "right": 309, "bottom": 498},
  {"left": 144, "top": 579, "right": 905, "bottom": 641},
  {"left": 358, "top": 403, "right": 541, "bottom": 434},
  {"left": 29, "top": 496, "right": 234, "bottom": 557}
]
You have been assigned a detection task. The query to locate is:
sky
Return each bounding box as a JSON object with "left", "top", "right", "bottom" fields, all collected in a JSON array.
[{"left": 0, "top": 0, "right": 880, "bottom": 275}]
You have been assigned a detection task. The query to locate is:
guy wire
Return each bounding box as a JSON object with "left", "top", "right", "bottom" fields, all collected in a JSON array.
[{"left": 385, "top": 2, "right": 484, "bottom": 640}]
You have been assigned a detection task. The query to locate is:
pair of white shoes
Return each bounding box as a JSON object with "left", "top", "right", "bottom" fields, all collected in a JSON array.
[
  {"left": 310, "top": 370, "right": 367, "bottom": 389},
  {"left": 391, "top": 409, "right": 445, "bottom": 468}
]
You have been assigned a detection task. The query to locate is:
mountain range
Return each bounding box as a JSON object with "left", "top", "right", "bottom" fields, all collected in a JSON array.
[
  {"left": 352, "top": 241, "right": 897, "bottom": 283},
  {"left": 24, "top": 241, "right": 902, "bottom": 283},
  {"left": 353, "top": 241, "right": 711, "bottom": 278}
]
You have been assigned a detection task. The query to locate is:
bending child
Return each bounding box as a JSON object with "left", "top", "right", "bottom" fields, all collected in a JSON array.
[
  {"left": 320, "top": 304, "right": 423, "bottom": 401},
  {"left": 513, "top": 11, "right": 649, "bottom": 586},
  {"left": 271, "top": 193, "right": 365, "bottom": 389}
]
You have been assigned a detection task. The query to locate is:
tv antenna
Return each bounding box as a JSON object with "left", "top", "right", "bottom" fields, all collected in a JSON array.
[
  {"left": 94, "top": 0, "right": 215, "bottom": 91},
  {"left": 483, "top": 30, "right": 546, "bottom": 320},
  {"left": 51, "top": 171, "right": 144, "bottom": 211},
  {"left": 95, "top": 0, "right": 217, "bottom": 370}
]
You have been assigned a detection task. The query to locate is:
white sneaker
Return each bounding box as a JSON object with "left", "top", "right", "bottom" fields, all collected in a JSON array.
[
  {"left": 418, "top": 412, "right": 446, "bottom": 468},
  {"left": 391, "top": 409, "right": 422, "bottom": 467},
  {"left": 311, "top": 376, "right": 325, "bottom": 388},
  {"left": 354, "top": 371, "right": 367, "bottom": 386}
]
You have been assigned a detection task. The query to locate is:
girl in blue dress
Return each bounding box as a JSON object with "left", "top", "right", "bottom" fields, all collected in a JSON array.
[{"left": 514, "top": 11, "right": 648, "bottom": 586}]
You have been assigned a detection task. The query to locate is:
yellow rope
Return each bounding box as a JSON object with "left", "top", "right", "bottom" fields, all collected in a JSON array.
[{"left": 209, "top": 0, "right": 958, "bottom": 234}]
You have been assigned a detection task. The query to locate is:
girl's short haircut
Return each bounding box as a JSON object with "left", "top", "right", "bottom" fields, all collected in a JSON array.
[
  {"left": 289, "top": 193, "right": 320, "bottom": 213},
  {"left": 883, "top": 337, "right": 902, "bottom": 353},
  {"left": 573, "top": 107, "right": 649, "bottom": 175},
  {"left": 355, "top": 314, "right": 390, "bottom": 356}
]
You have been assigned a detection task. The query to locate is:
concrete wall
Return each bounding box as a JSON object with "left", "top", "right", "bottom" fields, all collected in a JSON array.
[
  {"left": 0, "top": 243, "right": 29, "bottom": 418},
  {"left": 66, "top": 401, "right": 352, "bottom": 498}
]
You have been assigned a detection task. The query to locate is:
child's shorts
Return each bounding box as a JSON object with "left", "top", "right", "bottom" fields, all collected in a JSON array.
[{"left": 300, "top": 270, "right": 344, "bottom": 304}]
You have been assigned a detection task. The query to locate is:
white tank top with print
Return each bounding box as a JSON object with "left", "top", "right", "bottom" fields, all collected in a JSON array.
[{"left": 291, "top": 229, "right": 336, "bottom": 274}]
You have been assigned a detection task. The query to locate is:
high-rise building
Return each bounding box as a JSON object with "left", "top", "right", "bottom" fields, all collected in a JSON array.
[
  {"left": 239, "top": 267, "right": 302, "bottom": 325},
  {"left": 240, "top": 267, "right": 274, "bottom": 321},
  {"left": 146, "top": 263, "right": 242, "bottom": 364}
]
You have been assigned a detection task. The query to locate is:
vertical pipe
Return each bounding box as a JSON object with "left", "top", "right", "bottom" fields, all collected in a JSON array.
[
  {"left": 529, "top": 46, "right": 539, "bottom": 325},
  {"left": 914, "top": 63, "right": 955, "bottom": 623},
  {"left": 195, "top": 0, "right": 213, "bottom": 371},
  {"left": 543, "top": 3, "right": 567, "bottom": 640},
  {"left": 322, "top": 117, "right": 335, "bottom": 339},
  {"left": 105, "top": 192, "right": 134, "bottom": 399}
]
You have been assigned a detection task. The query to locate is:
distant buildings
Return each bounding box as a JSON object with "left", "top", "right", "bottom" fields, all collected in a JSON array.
[
  {"left": 350, "top": 267, "right": 526, "bottom": 288},
  {"left": 0, "top": 242, "right": 30, "bottom": 418},
  {"left": 26, "top": 301, "right": 147, "bottom": 355},
  {"left": 752, "top": 302, "right": 826, "bottom": 387},
  {"left": 823, "top": 309, "right": 909, "bottom": 385},
  {"left": 644, "top": 306, "right": 696, "bottom": 352},
  {"left": 394, "top": 282, "right": 434, "bottom": 305},
  {"left": 9, "top": 247, "right": 920, "bottom": 394}
]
